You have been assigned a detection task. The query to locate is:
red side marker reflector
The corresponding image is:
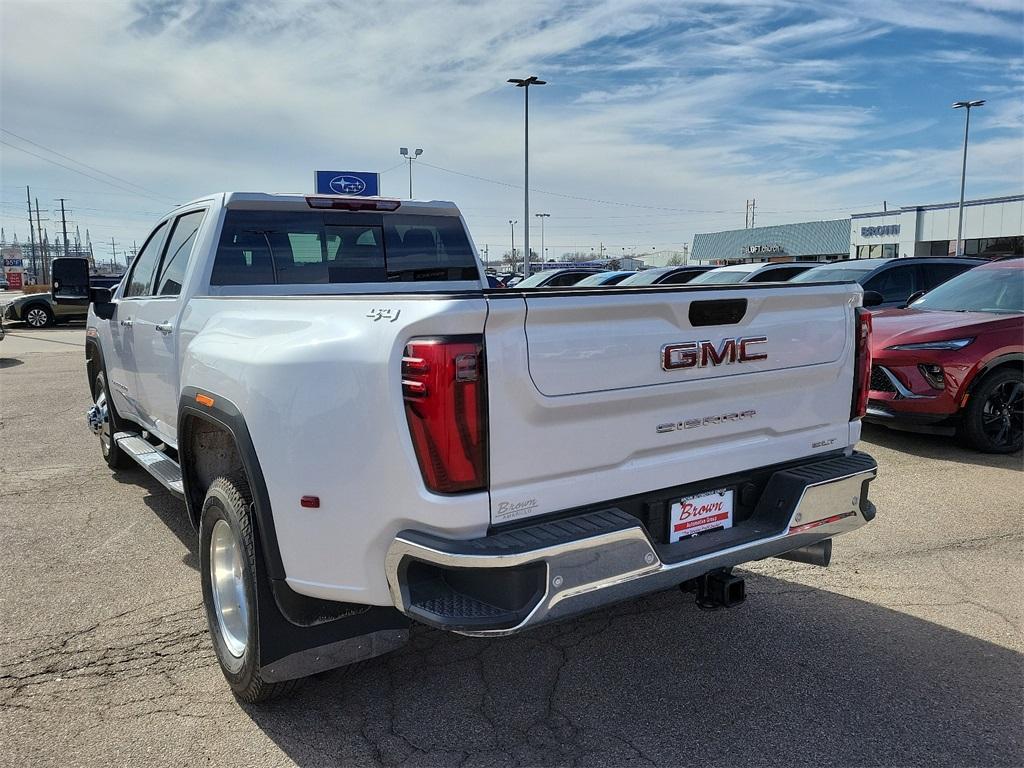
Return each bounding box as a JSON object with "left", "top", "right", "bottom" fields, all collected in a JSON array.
[
  {"left": 300, "top": 496, "right": 320, "bottom": 509},
  {"left": 195, "top": 393, "right": 215, "bottom": 408}
]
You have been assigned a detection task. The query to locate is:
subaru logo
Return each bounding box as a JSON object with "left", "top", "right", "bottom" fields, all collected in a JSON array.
[{"left": 329, "top": 175, "right": 367, "bottom": 195}]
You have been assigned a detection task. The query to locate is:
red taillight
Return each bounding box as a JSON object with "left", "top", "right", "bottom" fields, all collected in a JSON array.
[
  {"left": 402, "top": 337, "right": 488, "bottom": 494},
  {"left": 851, "top": 307, "right": 872, "bottom": 419}
]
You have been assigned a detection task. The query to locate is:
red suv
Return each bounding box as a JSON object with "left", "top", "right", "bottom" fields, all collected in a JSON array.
[{"left": 866, "top": 258, "right": 1022, "bottom": 453}]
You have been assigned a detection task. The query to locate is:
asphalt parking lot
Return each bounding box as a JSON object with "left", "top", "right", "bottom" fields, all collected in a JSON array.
[{"left": 1, "top": 325, "right": 1021, "bottom": 768}]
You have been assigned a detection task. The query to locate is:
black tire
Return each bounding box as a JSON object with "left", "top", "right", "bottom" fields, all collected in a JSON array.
[
  {"left": 94, "top": 371, "right": 133, "bottom": 469},
  {"left": 22, "top": 303, "right": 54, "bottom": 328},
  {"left": 200, "top": 474, "right": 300, "bottom": 703},
  {"left": 961, "top": 368, "right": 1023, "bottom": 454}
]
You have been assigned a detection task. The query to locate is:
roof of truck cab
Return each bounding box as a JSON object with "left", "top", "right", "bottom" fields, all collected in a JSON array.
[{"left": 170, "top": 193, "right": 462, "bottom": 217}]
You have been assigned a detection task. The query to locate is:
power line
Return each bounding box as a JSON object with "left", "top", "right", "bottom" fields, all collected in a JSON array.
[
  {"left": 0, "top": 140, "right": 174, "bottom": 206},
  {"left": 418, "top": 159, "right": 875, "bottom": 215},
  {"left": 0, "top": 128, "right": 173, "bottom": 202}
]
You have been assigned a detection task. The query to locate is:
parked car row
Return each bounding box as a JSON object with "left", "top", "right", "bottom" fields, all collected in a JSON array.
[
  {"left": 486, "top": 257, "right": 986, "bottom": 310},
  {"left": 481, "top": 257, "right": 1021, "bottom": 454}
]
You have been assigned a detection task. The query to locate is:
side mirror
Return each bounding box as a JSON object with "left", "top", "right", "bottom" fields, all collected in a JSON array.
[
  {"left": 92, "top": 287, "right": 116, "bottom": 320},
  {"left": 51, "top": 257, "right": 91, "bottom": 305},
  {"left": 903, "top": 290, "right": 926, "bottom": 308},
  {"left": 862, "top": 290, "right": 885, "bottom": 308}
]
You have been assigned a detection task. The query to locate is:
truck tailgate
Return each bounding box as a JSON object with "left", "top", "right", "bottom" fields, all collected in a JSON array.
[{"left": 484, "top": 284, "right": 861, "bottom": 525}]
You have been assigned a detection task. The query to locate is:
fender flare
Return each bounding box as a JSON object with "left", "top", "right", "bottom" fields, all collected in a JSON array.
[
  {"left": 177, "top": 386, "right": 286, "bottom": 580},
  {"left": 961, "top": 352, "right": 1024, "bottom": 406}
]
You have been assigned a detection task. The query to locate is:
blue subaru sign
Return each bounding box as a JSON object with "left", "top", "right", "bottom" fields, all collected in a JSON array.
[{"left": 314, "top": 170, "right": 380, "bottom": 197}]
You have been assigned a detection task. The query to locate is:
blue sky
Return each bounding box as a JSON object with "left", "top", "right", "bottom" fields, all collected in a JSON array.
[{"left": 1, "top": 0, "right": 1022, "bottom": 264}]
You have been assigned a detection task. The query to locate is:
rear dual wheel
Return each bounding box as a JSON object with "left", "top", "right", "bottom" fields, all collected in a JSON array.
[{"left": 200, "top": 475, "right": 299, "bottom": 703}]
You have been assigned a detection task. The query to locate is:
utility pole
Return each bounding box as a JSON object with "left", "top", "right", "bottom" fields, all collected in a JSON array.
[
  {"left": 111, "top": 237, "right": 117, "bottom": 268},
  {"left": 509, "top": 219, "right": 517, "bottom": 271},
  {"left": 58, "top": 198, "right": 70, "bottom": 257},
  {"left": 26, "top": 186, "right": 38, "bottom": 284},
  {"left": 535, "top": 213, "right": 550, "bottom": 263},
  {"left": 34, "top": 198, "right": 48, "bottom": 284}
]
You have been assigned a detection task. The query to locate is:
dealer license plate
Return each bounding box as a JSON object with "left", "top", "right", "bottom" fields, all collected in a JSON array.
[{"left": 668, "top": 488, "right": 734, "bottom": 543}]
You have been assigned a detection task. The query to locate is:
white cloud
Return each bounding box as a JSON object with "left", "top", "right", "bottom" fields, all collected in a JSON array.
[{"left": 1, "top": 0, "right": 1021, "bottom": 256}]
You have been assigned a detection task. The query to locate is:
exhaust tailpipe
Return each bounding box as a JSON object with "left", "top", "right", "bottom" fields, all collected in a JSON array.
[{"left": 776, "top": 539, "right": 832, "bottom": 567}]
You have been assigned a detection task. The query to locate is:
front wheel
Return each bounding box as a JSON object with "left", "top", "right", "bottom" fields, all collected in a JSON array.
[
  {"left": 200, "top": 475, "right": 300, "bottom": 703},
  {"left": 93, "top": 372, "right": 132, "bottom": 469},
  {"left": 961, "top": 369, "right": 1023, "bottom": 454},
  {"left": 23, "top": 303, "right": 54, "bottom": 328}
]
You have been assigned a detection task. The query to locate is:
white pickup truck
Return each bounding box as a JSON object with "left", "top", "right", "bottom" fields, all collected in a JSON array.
[{"left": 52, "top": 192, "right": 878, "bottom": 702}]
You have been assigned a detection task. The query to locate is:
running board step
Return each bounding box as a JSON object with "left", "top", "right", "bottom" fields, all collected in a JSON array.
[{"left": 114, "top": 432, "right": 184, "bottom": 498}]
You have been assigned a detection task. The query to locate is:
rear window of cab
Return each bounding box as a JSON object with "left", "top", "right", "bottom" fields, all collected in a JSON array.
[{"left": 210, "top": 210, "right": 478, "bottom": 285}]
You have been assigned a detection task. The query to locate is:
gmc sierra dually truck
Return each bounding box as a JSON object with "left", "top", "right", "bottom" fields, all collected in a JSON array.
[{"left": 51, "top": 192, "right": 878, "bottom": 703}]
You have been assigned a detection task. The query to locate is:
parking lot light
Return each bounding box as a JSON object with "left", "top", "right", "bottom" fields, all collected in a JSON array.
[
  {"left": 952, "top": 99, "right": 985, "bottom": 257},
  {"left": 508, "top": 76, "right": 547, "bottom": 277}
]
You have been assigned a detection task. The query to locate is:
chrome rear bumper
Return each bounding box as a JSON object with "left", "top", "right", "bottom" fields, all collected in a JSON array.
[{"left": 385, "top": 452, "right": 877, "bottom": 637}]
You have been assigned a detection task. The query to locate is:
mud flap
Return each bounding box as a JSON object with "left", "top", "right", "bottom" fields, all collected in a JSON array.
[{"left": 254, "top": 555, "right": 410, "bottom": 683}]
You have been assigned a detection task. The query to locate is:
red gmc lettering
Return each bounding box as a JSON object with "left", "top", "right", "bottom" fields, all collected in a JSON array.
[
  {"left": 663, "top": 336, "right": 768, "bottom": 370},
  {"left": 739, "top": 336, "right": 768, "bottom": 362}
]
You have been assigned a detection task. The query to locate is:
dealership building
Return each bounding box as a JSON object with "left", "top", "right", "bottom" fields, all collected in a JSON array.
[{"left": 691, "top": 194, "right": 1024, "bottom": 265}]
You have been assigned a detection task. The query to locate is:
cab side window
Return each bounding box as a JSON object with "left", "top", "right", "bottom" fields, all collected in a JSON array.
[
  {"left": 124, "top": 222, "right": 169, "bottom": 297},
  {"left": 923, "top": 262, "right": 974, "bottom": 291},
  {"left": 156, "top": 210, "right": 207, "bottom": 296},
  {"left": 550, "top": 272, "right": 587, "bottom": 286},
  {"left": 864, "top": 264, "right": 921, "bottom": 302}
]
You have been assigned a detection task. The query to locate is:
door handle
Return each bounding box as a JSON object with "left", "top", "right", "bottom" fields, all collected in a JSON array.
[
  {"left": 155, "top": 322, "right": 174, "bottom": 336},
  {"left": 120, "top": 318, "right": 133, "bottom": 328}
]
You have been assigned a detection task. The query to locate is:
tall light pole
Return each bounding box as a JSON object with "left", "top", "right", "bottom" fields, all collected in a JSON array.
[
  {"left": 508, "top": 75, "right": 546, "bottom": 278},
  {"left": 509, "top": 219, "right": 517, "bottom": 272},
  {"left": 535, "top": 213, "right": 550, "bottom": 264},
  {"left": 952, "top": 100, "right": 985, "bottom": 256},
  {"left": 399, "top": 147, "right": 423, "bottom": 198}
]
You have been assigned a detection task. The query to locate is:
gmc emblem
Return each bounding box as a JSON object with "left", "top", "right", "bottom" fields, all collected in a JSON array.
[{"left": 662, "top": 336, "right": 767, "bottom": 370}]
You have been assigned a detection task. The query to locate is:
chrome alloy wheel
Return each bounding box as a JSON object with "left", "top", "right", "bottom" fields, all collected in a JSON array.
[
  {"left": 24, "top": 306, "right": 50, "bottom": 327},
  {"left": 209, "top": 519, "right": 250, "bottom": 660},
  {"left": 91, "top": 387, "right": 111, "bottom": 454}
]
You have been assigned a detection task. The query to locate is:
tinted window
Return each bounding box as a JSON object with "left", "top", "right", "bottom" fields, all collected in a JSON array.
[
  {"left": 922, "top": 262, "right": 976, "bottom": 290},
  {"left": 863, "top": 264, "right": 920, "bottom": 302},
  {"left": 662, "top": 270, "right": 704, "bottom": 284},
  {"left": 790, "top": 264, "right": 875, "bottom": 283},
  {"left": 515, "top": 270, "right": 560, "bottom": 288},
  {"left": 124, "top": 222, "right": 168, "bottom": 297},
  {"left": 688, "top": 269, "right": 751, "bottom": 284},
  {"left": 549, "top": 272, "right": 592, "bottom": 286},
  {"left": 210, "top": 211, "right": 477, "bottom": 286},
  {"left": 913, "top": 266, "right": 1023, "bottom": 313},
  {"left": 618, "top": 269, "right": 665, "bottom": 286},
  {"left": 749, "top": 266, "right": 809, "bottom": 282},
  {"left": 156, "top": 210, "right": 206, "bottom": 296}
]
